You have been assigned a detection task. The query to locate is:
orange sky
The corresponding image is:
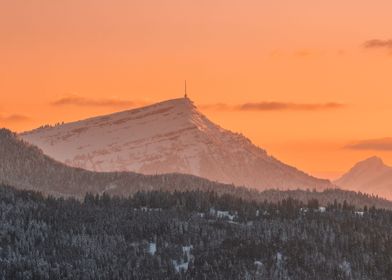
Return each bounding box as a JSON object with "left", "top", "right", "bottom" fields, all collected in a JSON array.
[{"left": 1, "top": 0, "right": 392, "bottom": 179}]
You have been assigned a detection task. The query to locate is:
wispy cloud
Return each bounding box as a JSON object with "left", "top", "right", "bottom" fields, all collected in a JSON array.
[
  {"left": 345, "top": 138, "right": 392, "bottom": 151},
  {"left": 363, "top": 39, "right": 392, "bottom": 51},
  {"left": 269, "top": 49, "right": 335, "bottom": 58},
  {"left": 200, "top": 102, "right": 345, "bottom": 112},
  {"left": 0, "top": 114, "right": 30, "bottom": 123},
  {"left": 51, "top": 94, "right": 143, "bottom": 108}
]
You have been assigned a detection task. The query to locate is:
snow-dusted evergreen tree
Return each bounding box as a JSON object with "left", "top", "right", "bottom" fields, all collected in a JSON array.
[{"left": 1, "top": 184, "right": 392, "bottom": 279}]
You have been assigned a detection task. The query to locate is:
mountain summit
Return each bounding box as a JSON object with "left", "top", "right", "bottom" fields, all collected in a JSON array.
[
  {"left": 21, "top": 97, "right": 331, "bottom": 190},
  {"left": 334, "top": 156, "right": 392, "bottom": 199}
]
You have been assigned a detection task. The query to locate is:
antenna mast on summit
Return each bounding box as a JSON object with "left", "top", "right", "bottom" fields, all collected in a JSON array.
[{"left": 184, "top": 80, "right": 188, "bottom": 98}]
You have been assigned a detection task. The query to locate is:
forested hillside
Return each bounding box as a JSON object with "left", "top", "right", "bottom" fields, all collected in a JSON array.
[{"left": 1, "top": 184, "right": 392, "bottom": 279}]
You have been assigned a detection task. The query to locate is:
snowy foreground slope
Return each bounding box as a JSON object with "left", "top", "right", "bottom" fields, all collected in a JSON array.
[{"left": 21, "top": 97, "right": 331, "bottom": 190}]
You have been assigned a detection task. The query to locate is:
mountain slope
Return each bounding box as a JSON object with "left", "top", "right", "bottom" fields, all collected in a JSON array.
[
  {"left": 1, "top": 128, "right": 391, "bottom": 208},
  {"left": 0, "top": 128, "right": 243, "bottom": 198},
  {"left": 20, "top": 97, "right": 331, "bottom": 190},
  {"left": 334, "top": 156, "right": 392, "bottom": 199}
]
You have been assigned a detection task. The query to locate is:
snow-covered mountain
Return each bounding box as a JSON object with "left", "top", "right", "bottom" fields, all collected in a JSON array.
[
  {"left": 2, "top": 128, "right": 392, "bottom": 208},
  {"left": 21, "top": 97, "right": 332, "bottom": 190},
  {"left": 0, "top": 128, "right": 256, "bottom": 198},
  {"left": 334, "top": 156, "right": 392, "bottom": 199}
]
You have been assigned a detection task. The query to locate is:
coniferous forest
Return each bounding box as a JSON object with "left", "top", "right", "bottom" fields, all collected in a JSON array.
[{"left": 1, "top": 184, "right": 392, "bottom": 280}]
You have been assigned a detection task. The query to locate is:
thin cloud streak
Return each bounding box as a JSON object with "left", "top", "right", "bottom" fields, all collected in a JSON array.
[
  {"left": 51, "top": 95, "right": 144, "bottom": 108},
  {"left": 363, "top": 39, "right": 392, "bottom": 50},
  {"left": 269, "top": 49, "right": 328, "bottom": 58},
  {"left": 200, "top": 102, "right": 345, "bottom": 112},
  {"left": 345, "top": 138, "right": 392, "bottom": 151},
  {"left": 0, "top": 114, "right": 30, "bottom": 123}
]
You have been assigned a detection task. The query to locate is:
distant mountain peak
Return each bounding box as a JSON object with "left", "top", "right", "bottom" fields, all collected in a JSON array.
[
  {"left": 361, "top": 156, "right": 384, "bottom": 164},
  {"left": 363, "top": 156, "right": 384, "bottom": 163},
  {"left": 354, "top": 156, "right": 385, "bottom": 169},
  {"left": 20, "top": 97, "right": 331, "bottom": 190},
  {"left": 335, "top": 156, "right": 392, "bottom": 199}
]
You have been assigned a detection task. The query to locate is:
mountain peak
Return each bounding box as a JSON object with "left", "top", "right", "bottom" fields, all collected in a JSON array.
[
  {"left": 155, "top": 96, "right": 195, "bottom": 108},
  {"left": 20, "top": 97, "right": 332, "bottom": 190},
  {"left": 334, "top": 156, "right": 392, "bottom": 199},
  {"left": 354, "top": 156, "right": 385, "bottom": 169},
  {"left": 133, "top": 96, "right": 199, "bottom": 118},
  {"left": 160, "top": 96, "right": 197, "bottom": 116}
]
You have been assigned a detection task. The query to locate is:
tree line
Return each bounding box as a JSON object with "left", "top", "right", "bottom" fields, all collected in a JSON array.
[{"left": 1, "top": 184, "right": 392, "bottom": 279}]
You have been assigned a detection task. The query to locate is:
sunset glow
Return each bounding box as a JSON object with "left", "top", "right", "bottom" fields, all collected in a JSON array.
[{"left": 1, "top": 0, "right": 392, "bottom": 178}]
